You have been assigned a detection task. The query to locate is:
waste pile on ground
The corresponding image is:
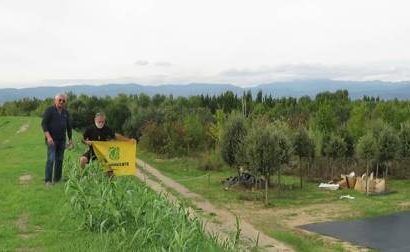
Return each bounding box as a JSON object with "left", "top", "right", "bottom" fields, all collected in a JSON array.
[
  {"left": 335, "top": 171, "right": 386, "bottom": 194},
  {"left": 222, "top": 172, "right": 265, "bottom": 189}
]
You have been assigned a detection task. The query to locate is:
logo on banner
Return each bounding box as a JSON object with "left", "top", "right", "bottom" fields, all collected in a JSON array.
[{"left": 108, "top": 146, "right": 120, "bottom": 160}]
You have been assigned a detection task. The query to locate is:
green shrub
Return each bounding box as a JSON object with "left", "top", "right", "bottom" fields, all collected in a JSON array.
[{"left": 199, "top": 151, "right": 225, "bottom": 171}]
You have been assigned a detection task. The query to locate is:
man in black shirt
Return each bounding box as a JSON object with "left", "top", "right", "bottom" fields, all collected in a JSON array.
[
  {"left": 80, "top": 112, "right": 134, "bottom": 168},
  {"left": 41, "top": 93, "right": 73, "bottom": 185}
]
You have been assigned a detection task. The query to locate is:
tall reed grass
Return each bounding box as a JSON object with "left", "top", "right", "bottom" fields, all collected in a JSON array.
[{"left": 64, "top": 157, "right": 236, "bottom": 251}]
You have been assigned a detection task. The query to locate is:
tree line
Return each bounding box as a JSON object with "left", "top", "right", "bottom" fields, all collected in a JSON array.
[{"left": 1, "top": 89, "right": 410, "bottom": 179}]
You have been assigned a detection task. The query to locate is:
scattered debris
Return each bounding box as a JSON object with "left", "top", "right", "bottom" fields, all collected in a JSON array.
[
  {"left": 318, "top": 183, "right": 339, "bottom": 190},
  {"left": 337, "top": 171, "right": 387, "bottom": 194},
  {"left": 222, "top": 172, "right": 265, "bottom": 189},
  {"left": 340, "top": 195, "right": 355, "bottom": 200},
  {"left": 354, "top": 173, "right": 386, "bottom": 194},
  {"left": 338, "top": 172, "right": 356, "bottom": 189}
]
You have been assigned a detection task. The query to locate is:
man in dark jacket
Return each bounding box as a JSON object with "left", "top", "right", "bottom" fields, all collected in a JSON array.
[{"left": 41, "top": 93, "right": 73, "bottom": 185}]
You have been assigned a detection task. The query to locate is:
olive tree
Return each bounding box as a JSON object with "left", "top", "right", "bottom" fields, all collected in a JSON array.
[
  {"left": 245, "top": 124, "right": 291, "bottom": 204},
  {"left": 220, "top": 112, "right": 248, "bottom": 175},
  {"left": 322, "top": 133, "right": 347, "bottom": 179},
  {"left": 293, "top": 128, "right": 315, "bottom": 188},
  {"left": 398, "top": 121, "right": 410, "bottom": 158},
  {"left": 377, "top": 125, "right": 399, "bottom": 187},
  {"left": 356, "top": 132, "right": 378, "bottom": 194}
]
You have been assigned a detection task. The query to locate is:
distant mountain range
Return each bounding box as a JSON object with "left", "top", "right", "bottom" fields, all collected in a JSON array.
[{"left": 1, "top": 79, "right": 410, "bottom": 104}]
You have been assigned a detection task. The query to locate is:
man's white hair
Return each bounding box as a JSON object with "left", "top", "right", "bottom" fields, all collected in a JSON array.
[
  {"left": 95, "top": 112, "right": 106, "bottom": 119},
  {"left": 54, "top": 93, "right": 67, "bottom": 100}
]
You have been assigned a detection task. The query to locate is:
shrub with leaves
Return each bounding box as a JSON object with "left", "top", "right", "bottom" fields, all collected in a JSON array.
[
  {"left": 398, "top": 121, "right": 410, "bottom": 158},
  {"left": 293, "top": 128, "right": 315, "bottom": 159},
  {"left": 245, "top": 124, "right": 291, "bottom": 203},
  {"left": 293, "top": 128, "right": 315, "bottom": 188},
  {"left": 322, "top": 134, "right": 347, "bottom": 160},
  {"left": 220, "top": 112, "right": 248, "bottom": 174},
  {"left": 199, "top": 151, "right": 225, "bottom": 171},
  {"left": 357, "top": 132, "right": 378, "bottom": 181},
  {"left": 377, "top": 125, "right": 399, "bottom": 163},
  {"left": 357, "top": 132, "right": 378, "bottom": 161},
  {"left": 322, "top": 133, "right": 347, "bottom": 178}
]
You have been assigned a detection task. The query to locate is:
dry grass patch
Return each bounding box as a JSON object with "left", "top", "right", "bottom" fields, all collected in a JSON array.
[
  {"left": 18, "top": 174, "right": 33, "bottom": 185},
  {"left": 15, "top": 213, "right": 34, "bottom": 240},
  {"left": 15, "top": 213, "right": 42, "bottom": 241},
  {"left": 398, "top": 201, "right": 410, "bottom": 210},
  {"left": 16, "top": 124, "right": 30, "bottom": 134},
  {"left": 228, "top": 201, "right": 358, "bottom": 229}
]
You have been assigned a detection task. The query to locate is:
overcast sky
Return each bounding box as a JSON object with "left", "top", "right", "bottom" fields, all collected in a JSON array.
[{"left": 1, "top": 0, "right": 410, "bottom": 88}]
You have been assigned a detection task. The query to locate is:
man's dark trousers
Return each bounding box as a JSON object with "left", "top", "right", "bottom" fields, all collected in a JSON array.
[{"left": 45, "top": 140, "right": 65, "bottom": 183}]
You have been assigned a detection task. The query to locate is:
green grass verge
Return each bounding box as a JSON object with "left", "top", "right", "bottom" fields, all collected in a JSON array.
[{"left": 0, "top": 116, "right": 88, "bottom": 251}]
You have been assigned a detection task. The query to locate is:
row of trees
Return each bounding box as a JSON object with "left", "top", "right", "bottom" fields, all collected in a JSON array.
[
  {"left": 220, "top": 112, "right": 410, "bottom": 203},
  {"left": 1, "top": 89, "right": 410, "bottom": 179}
]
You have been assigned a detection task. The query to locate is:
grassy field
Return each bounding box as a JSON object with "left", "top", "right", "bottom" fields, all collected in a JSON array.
[
  {"left": 3, "top": 115, "right": 409, "bottom": 251},
  {"left": 0, "top": 116, "right": 232, "bottom": 251},
  {"left": 0, "top": 116, "right": 89, "bottom": 251},
  {"left": 138, "top": 149, "right": 410, "bottom": 251}
]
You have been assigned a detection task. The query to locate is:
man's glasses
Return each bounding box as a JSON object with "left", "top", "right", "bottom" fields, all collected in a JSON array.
[{"left": 58, "top": 99, "right": 66, "bottom": 103}]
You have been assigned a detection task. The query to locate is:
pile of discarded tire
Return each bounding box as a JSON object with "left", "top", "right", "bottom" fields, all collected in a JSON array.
[{"left": 222, "top": 172, "right": 265, "bottom": 189}]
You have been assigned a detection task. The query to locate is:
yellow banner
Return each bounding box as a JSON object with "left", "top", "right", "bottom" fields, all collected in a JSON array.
[{"left": 92, "top": 140, "right": 137, "bottom": 176}]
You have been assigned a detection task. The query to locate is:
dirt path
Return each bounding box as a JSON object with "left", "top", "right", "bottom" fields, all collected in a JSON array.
[{"left": 136, "top": 159, "right": 293, "bottom": 252}]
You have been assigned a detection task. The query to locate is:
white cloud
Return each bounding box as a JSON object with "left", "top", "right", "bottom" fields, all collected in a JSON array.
[
  {"left": 155, "top": 61, "right": 172, "bottom": 67},
  {"left": 219, "top": 63, "right": 410, "bottom": 85},
  {"left": 135, "top": 60, "right": 149, "bottom": 66}
]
